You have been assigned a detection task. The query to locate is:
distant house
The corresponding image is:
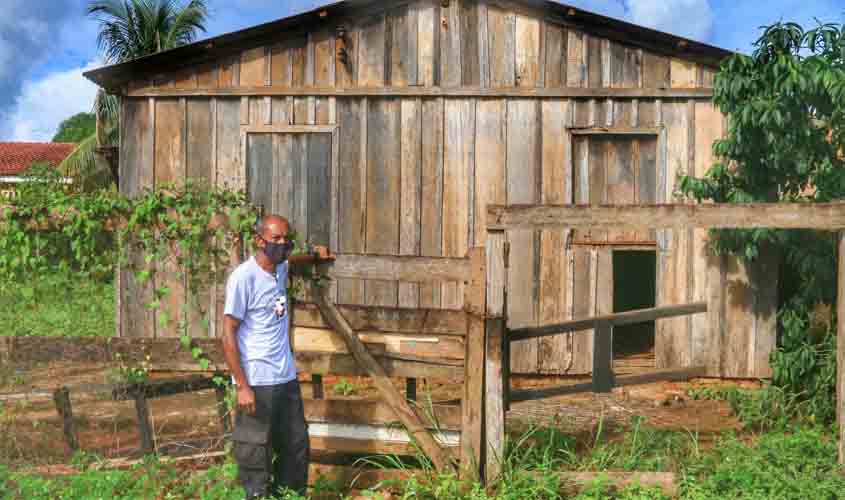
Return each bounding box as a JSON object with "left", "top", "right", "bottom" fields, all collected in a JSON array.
[{"left": 0, "top": 142, "right": 76, "bottom": 198}]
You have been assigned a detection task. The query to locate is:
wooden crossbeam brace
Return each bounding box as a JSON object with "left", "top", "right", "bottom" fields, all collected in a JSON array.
[{"left": 313, "top": 290, "right": 453, "bottom": 471}]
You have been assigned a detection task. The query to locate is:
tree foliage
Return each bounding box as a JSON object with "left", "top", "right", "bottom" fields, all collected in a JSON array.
[
  {"left": 52, "top": 113, "right": 96, "bottom": 143},
  {"left": 680, "top": 22, "right": 845, "bottom": 263}
]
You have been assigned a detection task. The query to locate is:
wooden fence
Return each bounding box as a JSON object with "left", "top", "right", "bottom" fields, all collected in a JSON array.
[{"left": 482, "top": 202, "right": 845, "bottom": 479}]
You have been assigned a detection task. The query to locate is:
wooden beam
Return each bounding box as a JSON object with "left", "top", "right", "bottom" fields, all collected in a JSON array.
[
  {"left": 508, "top": 302, "right": 707, "bottom": 341},
  {"left": 314, "top": 290, "right": 454, "bottom": 471},
  {"left": 293, "top": 303, "right": 468, "bottom": 336},
  {"left": 838, "top": 232, "right": 845, "bottom": 465},
  {"left": 484, "top": 318, "right": 507, "bottom": 482},
  {"left": 134, "top": 392, "right": 155, "bottom": 455},
  {"left": 126, "top": 86, "right": 714, "bottom": 99},
  {"left": 592, "top": 321, "right": 614, "bottom": 393},
  {"left": 488, "top": 203, "right": 845, "bottom": 231},
  {"left": 570, "top": 127, "right": 661, "bottom": 136},
  {"left": 552, "top": 471, "right": 677, "bottom": 497},
  {"left": 510, "top": 366, "right": 706, "bottom": 401},
  {"left": 304, "top": 398, "right": 462, "bottom": 430},
  {"left": 323, "top": 253, "right": 472, "bottom": 283},
  {"left": 460, "top": 247, "right": 486, "bottom": 480}
]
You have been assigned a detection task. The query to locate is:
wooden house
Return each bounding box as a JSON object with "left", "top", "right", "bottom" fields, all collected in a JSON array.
[{"left": 85, "top": 0, "right": 776, "bottom": 379}]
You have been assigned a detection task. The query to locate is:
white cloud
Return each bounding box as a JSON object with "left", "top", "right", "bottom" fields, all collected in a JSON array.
[
  {"left": 625, "top": 0, "right": 714, "bottom": 42},
  {"left": 5, "top": 60, "right": 100, "bottom": 142}
]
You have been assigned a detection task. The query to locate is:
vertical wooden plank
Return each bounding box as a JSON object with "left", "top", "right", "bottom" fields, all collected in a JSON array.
[
  {"left": 587, "top": 36, "right": 603, "bottom": 88},
  {"left": 365, "top": 98, "right": 401, "bottom": 306},
  {"left": 214, "top": 98, "right": 245, "bottom": 337},
  {"left": 196, "top": 62, "right": 218, "bottom": 89},
  {"left": 506, "top": 99, "right": 539, "bottom": 372},
  {"left": 544, "top": 24, "right": 566, "bottom": 87},
  {"left": 605, "top": 139, "right": 634, "bottom": 241},
  {"left": 219, "top": 56, "right": 237, "bottom": 88},
  {"left": 307, "top": 133, "right": 333, "bottom": 246},
  {"left": 420, "top": 98, "right": 444, "bottom": 308},
  {"left": 722, "top": 257, "right": 754, "bottom": 377},
  {"left": 440, "top": 0, "right": 462, "bottom": 87},
  {"left": 461, "top": 247, "right": 486, "bottom": 479},
  {"left": 538, "top": 99, "right": 571, "bottom": 373},
  {"left": 484, "top": 316, "right": 506, "bottom": 480},
  {"left": 186, "top": 98, "right": 214, "bottom": 338},
  {"left": 569, "top": 247, "right": 594, "bottom": 374},
  {"left": 624, "top": 47, "right": 642, "bottom": 87},
  {"left": 474, "top": 99, "right": 507, "bottom": 249},
  {"left": 290, "top": 36, "right": 309, "bottom": 123},
  {"left": 655, "top": 101, "right": 691, "bottom": 368},
  {"left": 588, "top": 138, "right": 607, "bottom": 242},
  {"left": 487, "top": 5, "right": 515, "bottom": 87},
  {"left": 691, "top": 101, "right": 721, "bottom": 370},
  {"left": 273, "top": 134, "right": 294, "bottom": 219},
  {"left": 442, "top": 99, "right": 475, "bottom": 309},
  {"left": 566, "top": 30, "right": 586, "bottom": 87},
  {"left": 478, "top": 0, "right": 490, "bottom": 88},
  {"left": 636, "top": 137, "right": 658, "bottom": 241},
  {"left": 699, "top": 66, "right": 717, "bottom": 88},
  {"left": 337, "top": 98, "right": 366, "bottom": 305},
  {"left": 240, "top": 47, "right": 267, "bottom": 87},
  {"left": 514, "top": 15, "right": 540, "bottom": 87},
  {"left": 642, "top": 52, "right": 670, "bottom": 89},
  {"left": 671, "top": 58, "right": 697, "bottom": 88},
  {"left": 290, "top": 134, "right": 308, "bottom": 239},
  {"left": 121, "top": 99, "right": 155, "bottom": 339},
  {"left": 399, "top": 99, "right": 422, "bottom": 307},
  {"left": 358, "top": 15, "right": 387, "bottom": 87},
  {"left": 247, "top": 134, "right": 274, "bottom": 216},
  {"left": 460, "top": 0, "right": 480, "bottom": 86},
  {"left": 271, "top": 43, "right": 292, "bottom": 86},
  {"left": 337, "top": 26, "right": 358, "bottom": 88},
  {"left": 154, "top": 99, "right": 186, "bottom": 338},
  {"left": 837, "top": 233, "right": 845, "bottom": 464},
  {"left": 315, "top": 31, "right": 336, "bottom": 125},
  {"left": 135, "top": 392, "right": 155, "bottom": 455},
  {"left": 751, "top": 249, "right": 778, "bottom": 378},
  {"left": 418, "top": 0, "right": 438, "bottom": 86},
  {"left": 388, "top": 6, "right": 418, "bottom": 86},
  {"left": 592, "top": 321, "right": 614, "bottom": 392}
]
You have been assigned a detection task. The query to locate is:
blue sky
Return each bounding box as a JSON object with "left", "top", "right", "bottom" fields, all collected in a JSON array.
[{"left": 1, "top": 0, "right": 843, "bottom": 142}]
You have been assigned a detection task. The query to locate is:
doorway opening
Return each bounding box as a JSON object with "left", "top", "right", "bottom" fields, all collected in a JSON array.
[{"left": 612, "top": 250, "right": 656, "bottom": 359}]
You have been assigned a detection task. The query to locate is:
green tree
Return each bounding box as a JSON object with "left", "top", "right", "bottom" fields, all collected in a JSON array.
[
  {"left": 680, "top": 21, "right": 845, "bottom": 422},
  {"left": 63, "top": 0, "right": 209, "bottom": 190},
  {"left": 52, "top": 113, "right": 96, "bottom": 143}
]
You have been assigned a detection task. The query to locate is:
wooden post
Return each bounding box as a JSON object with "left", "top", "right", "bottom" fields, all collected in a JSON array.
[
  {"left": 214, "top": 383, "right": 232, "bottom": 435},
  {"left": 484, "top": 231, "right": 508, "bottom": 482},
  {"left": 134, "top": 391, "right": 155, "bottom": 455},
  {"left": 406, "top": 378, "right": 418, "bottom": 402},
  {"left": 314, "top": 291, "right": 453, "bottom": 471},
  {"left": 53, "top": 387, "right": 79, "bottom": 452},
  {"left": 838, "top": 232, "right": 845, "bottom": 465},
  {"left": 484, "top": 317, "right": 507, "bottom": 482},
  {"left": 503, "top": 240, "right": 511, "bottom": 411},
  {"left": 460, "top": 247, "right": 487, "bottom": 480},
  {"left": 592, "top": 321, "right": 614, "bottom": 393},
  {"left": 312, "top": 375, "right": 325, "bottom": 399}
]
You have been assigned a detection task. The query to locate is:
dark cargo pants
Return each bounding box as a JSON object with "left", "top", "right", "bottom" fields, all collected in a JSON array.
[{"left": 232, "top": 380, "right": 309, "bottom": 499}]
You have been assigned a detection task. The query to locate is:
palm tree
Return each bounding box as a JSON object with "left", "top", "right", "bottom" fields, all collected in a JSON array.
[{"left": 62, "top": 0, "right": 209, "bottom": 190}]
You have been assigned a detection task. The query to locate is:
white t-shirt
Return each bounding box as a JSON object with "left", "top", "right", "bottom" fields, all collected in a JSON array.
[{"left": 224, "top": 257, "right": 297, "bottom": 386}]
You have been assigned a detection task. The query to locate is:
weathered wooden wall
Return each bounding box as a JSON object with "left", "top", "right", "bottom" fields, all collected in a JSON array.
[{"left": 117, "top": 0, "right": 775, "bottom": 378}]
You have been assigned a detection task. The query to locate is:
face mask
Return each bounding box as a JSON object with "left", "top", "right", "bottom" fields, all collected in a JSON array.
[{"left": 262, "top": 239, "right": 293, "bottom": 264}]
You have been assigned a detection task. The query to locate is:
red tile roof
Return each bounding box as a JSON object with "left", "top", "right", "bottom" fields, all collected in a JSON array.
[{"left": 0, "top": 142, "right": 76, "bottom": 176}]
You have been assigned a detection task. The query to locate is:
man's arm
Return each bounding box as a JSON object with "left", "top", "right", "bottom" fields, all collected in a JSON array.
[{"left": 221, "top": 315, "right": 256, "bottom": 415}]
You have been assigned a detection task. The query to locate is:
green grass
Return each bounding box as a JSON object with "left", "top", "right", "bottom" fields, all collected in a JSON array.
[
  {"left": 0, "top": 274, "right": 114, "bottom": 338},
  {"left": 2, "top": 424, "right": 843, "bottom": 499}
]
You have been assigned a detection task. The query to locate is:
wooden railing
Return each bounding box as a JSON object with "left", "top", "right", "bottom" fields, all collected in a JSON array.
[{"left": 508, "top": 302, "right": 708, "bottom": 395}]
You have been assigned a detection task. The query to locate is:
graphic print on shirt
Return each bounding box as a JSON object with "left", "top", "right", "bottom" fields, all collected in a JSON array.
[{"left": 273, "top": 294, "right": 287, "bottom": 318}]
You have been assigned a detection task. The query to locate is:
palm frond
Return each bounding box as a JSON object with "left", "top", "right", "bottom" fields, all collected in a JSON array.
[{"left": 58, "top": 134, "right": 117, "bottom": 192}]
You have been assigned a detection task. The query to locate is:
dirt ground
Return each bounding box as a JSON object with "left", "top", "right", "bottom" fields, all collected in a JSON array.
[{"left": 0, "top": 358, "right": 759, "bottom": 473}]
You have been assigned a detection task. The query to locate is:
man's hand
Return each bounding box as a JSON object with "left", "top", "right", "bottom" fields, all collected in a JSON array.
[
  {"left": 237, "top": 385, "right": 257, "bottom": 415},
  {"left": 313, "top": 245, "right": 335, "bottom": 260}
]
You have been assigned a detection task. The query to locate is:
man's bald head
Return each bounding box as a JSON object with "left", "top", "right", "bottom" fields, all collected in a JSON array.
[{"left": 254, "top": 215, "right": 290, "bottom": 238}]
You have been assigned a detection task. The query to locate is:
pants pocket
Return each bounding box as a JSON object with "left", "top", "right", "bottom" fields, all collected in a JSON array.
[{"left": 233, "top": 441, "right": 268, "bottom": 470}]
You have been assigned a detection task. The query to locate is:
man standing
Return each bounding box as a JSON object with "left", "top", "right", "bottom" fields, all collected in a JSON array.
[{"left": 222, "top": 214, "right": 333, "bottom": 499}]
